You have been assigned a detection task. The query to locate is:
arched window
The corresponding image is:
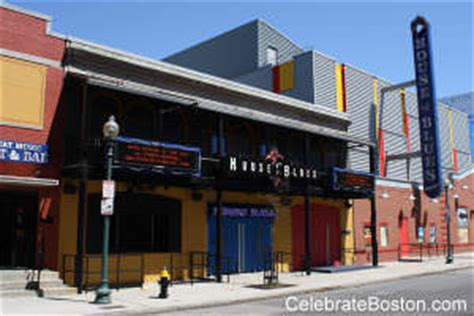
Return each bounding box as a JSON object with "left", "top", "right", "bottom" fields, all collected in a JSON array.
[
  {"left": 288, "top": 133, "right": 304, "bottom": 164},
  {"left": 227, "top": 122, "right": 253, "bottom": 156},
  {"left": 124, "top": 98, "right": 154, "bottom": 140},
  {"left": 88, "top": 92, "right": 121, "bottom": 139},
  {"left": 161, "top": 108, "right": 186, "bottom": 144},
  {"left": 308, "top": 137, "right": 323, "bottom": 168}
]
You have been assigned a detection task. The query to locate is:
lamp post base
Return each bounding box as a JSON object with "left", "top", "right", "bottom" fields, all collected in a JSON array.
[
  {"left": 94, "top": 285, "right": 111, "bottom": 304},
  {"left": 446, "top": 253, "right": 454, "bottom": 264}
]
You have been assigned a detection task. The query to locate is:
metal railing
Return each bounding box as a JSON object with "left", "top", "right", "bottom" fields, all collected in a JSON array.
[
  {"left": 62, "top": 253, "right": 144, "bottom": 291},
  {"left": 398, "top": 243, "right": 454, "bottom": 262},
  {"left": 273, "top": 251, "right": 306, "bottom": 274}
]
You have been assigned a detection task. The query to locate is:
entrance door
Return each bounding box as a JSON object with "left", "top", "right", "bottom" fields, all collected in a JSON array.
[
  {"left": 399, "top": 216, "right": 409, "bottom": 257},
  {"left": 0, "top": 192, "right": 38, "bottom": 268},
  {"left": 208, "top": 212, "right": 273, "bottom": 275},
  {"left": 313, "top": 205, "right": 341, "bottom": 266}
]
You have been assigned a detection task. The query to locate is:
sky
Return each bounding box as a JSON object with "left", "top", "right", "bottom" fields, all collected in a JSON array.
[{"left": 9, "top": 0, "right": 473, "bottom": 98}]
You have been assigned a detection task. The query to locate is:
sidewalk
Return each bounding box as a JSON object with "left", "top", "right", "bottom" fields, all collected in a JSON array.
[{"left": 2, "top": 253, "right": 473, "bottom": 315}]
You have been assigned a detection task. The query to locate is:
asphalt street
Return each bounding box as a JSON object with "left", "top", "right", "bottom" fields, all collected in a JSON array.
[{"left": 164, "top": 268, "right": 473, "bottom": 316}]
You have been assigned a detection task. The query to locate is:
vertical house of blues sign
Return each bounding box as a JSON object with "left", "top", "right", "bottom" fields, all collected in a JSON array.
[{"left": 411, "top": 16, "right": 443, "bottom": 198}]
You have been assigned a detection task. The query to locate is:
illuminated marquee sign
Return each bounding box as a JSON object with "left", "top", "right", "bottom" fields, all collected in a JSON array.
[
  {"left": 332, "top": 168, "right": 374, "bottom": 194},
  {"left": 411, "top": 16, "right": 443, "bottom": 198},
  {"left": 0, "top": 139, "right": 48, "bottom": 164},
  {"left": 115, "top": 136, "right": 201, "bottom": 176}
]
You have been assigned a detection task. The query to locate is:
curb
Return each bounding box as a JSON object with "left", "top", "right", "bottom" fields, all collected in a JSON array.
[{"left": 103, "top": 263, "right": 474, "bottom": 316}]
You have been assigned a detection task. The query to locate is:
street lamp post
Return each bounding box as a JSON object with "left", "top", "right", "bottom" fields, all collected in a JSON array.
[
  {"left": 95, "top": 115, "right": 119, "bottom": 304},
  {"left": 444, "top": 177, "right": 453, "bottom": 264}
]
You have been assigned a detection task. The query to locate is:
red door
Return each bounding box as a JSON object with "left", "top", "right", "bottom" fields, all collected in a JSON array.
[
  {"left": 291, "top": 204, "right": 341, "bottom": 269},
  {"left": 399, "top": 216, "right": 409, "bottom": 257},
  {"left": 313, "top": 206, "right": 341, "bottom": 266}
]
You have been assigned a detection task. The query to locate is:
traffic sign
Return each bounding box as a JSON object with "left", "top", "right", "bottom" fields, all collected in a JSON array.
[
  {"left": 102, "top": 180, "right": 115, "bottom": 199},
  {"left": 101, "top": 198, "right": 114, "bottom": 216}
]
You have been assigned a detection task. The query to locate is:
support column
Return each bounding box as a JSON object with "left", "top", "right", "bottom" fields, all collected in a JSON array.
[
  {"left": 75, "top": 81, "right": 88, "bottom": 293},
  {"left": 215, "top": 114, "right": 224, "bottom": 282},
  {"left": 369, "top": 145, "right": 379, "bottom": 267},
  {"left": 304, "top": 134, "right": 311, "bottom": 275}
]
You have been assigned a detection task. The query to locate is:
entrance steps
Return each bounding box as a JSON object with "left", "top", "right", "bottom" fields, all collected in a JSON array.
[{"left": 0, "top": 269, "right": 76, "bottom": 298}]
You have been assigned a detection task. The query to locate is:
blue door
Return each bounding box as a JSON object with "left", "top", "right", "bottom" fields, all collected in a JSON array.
[{"left": 208, "top": 206, "right": 273, "bottom": 275}]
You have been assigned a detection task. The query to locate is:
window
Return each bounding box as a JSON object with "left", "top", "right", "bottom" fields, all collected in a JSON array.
[
  {"left": 457, "top": 208, "right": 468, "bottom": 228},
  {"left": 86, "top": 193, "right": 181, "bottom": 254},
  {"left": 429, "top": 224, "right": 436, "bottom": 243},
  {"left": 266, "top": 47, "right": 278, "bottom": 66},
  {"left": 363, "top": 226, "right": 372, "bottom": 248},
  {"left": 227, "top": 123, "right": 252, "bottom": 156},
  {"left": 124, "top": 101, "right": 154, "bottom": 140},
  {"left": 380, "top": 225, "right": 388, "bottom": 247}
]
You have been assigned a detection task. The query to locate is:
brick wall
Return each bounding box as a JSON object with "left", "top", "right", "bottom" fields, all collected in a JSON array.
[
  {"left": 353, "top": 172, "right": 474, "bottom": 264},
  {"left": 0, "top": 5, "right": 66, "bottom": 269}
]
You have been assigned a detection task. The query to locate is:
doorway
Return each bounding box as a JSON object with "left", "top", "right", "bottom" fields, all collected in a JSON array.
[
  {"left": 0, "top": 191, "right": 38, "bottom": 268},
  {"left": 313, "top": 205, "right": 341, "bottom": 266},
  {"left": 208, "top": 208, "right": 273, "bottom": 275},
  {"left": 399, "top": 216, "right": 409, "bottom": 257}
]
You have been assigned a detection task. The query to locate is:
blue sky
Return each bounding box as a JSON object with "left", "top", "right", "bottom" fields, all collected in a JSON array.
[{"left": 10, "top": 1, "right": 473, "bottom": 98}]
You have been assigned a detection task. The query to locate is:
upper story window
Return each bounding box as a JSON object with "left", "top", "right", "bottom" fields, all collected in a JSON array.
[{"left": 266, "top": 47, "right": 278, "bottom": 66}]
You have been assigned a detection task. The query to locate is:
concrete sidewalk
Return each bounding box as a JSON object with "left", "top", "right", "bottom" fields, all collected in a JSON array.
[{"left": 2, "top": 253, "right": 473, "bottom": 315}]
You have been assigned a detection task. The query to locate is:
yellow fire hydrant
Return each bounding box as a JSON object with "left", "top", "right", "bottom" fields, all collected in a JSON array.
[{"left": 158, "top": 267, "right": 170, "bottom": 299}]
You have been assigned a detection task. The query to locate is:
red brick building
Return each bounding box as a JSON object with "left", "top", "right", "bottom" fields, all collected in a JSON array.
[
  {"left": 0, "top": 3, "right": 65, "bottom": 269},
  {"left": 353, "top": 170, "right": 474, "bottom": 263}
]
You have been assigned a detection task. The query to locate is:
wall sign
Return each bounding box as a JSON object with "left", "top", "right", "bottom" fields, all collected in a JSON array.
[
  {"left": 332, "top": 167, "right": 374, "bottom": 194},
  {"left": 210, "top": 204, "right": 276, "bottom": 218},
  {"left": 411, "top": 16, "right": 443, "bottom": 198},
  {"left": 226, "top": 154, "right": 317, "bottom": 181},
  {"left": 0, "top": 139, "right": 48, "bottom": 164},
  {"left": 115, "top": 136, "right": 201, "bottom": 176}
]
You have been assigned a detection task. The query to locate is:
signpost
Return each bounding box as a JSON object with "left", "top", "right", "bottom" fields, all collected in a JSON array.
[{"left": 411, "top": 16, "right": 443, "bottom": 198}]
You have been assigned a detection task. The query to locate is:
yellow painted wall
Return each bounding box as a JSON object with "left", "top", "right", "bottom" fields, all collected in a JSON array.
[
  {"left": 0, "top": 56, "right": 46, "bottom": 128},
  {"left": 340, "top": 200, "right": 355, "bottom": 265},
  {"left": 58, "top": 179, "right": 297, "bottom": 285}
]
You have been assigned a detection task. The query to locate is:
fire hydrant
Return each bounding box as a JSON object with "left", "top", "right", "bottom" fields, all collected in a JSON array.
[{"left": 158, "top": 267, "right": 170, "bottom": 299}]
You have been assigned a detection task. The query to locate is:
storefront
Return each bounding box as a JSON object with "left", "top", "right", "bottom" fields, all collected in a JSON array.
[{"left": 0, "top": 140, "right": 59, "bottom": 269}]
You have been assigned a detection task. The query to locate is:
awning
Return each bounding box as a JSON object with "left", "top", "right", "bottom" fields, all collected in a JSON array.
[{"left": 0, "top": 175, "right": 59, "bottom": 187}]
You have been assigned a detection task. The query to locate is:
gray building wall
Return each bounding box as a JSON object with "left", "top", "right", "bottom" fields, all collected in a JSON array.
[
  {"left": 165, "top": 19, "right": 473, "bottom": 180},
  {"left": 164, "top": 20, "right": 258, "bottom": 79},
  {"left": 256, "top": 20, "right": 304, "bottom": 67},
  {"left": 164, "top": 19, "right": 304, "bottom": 79},
  {"left": 312, "top": 52, "right": 337, "bottom": 109},
  {"left": 284, "top": 51, "right": 315, "bottom": 104}
]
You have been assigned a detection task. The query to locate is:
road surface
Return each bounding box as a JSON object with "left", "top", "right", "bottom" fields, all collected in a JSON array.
[{"left": 165, "top": 268, "right": 473, "bottom": 315}]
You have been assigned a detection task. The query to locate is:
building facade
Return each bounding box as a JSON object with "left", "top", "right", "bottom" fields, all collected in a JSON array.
[
  {"left": 0, "top": 4, "right": 65, "bottom": 269},
  {"left": 165, "top": 19, "right": 474, "bottom": 263},
  {"left": 1, "top": 3, "right": 472, "bottom": 291},
  {"left": 1, "top": 3, "right": 379, "bottom": 290},
  {"left": 441, "top": 92, "right": 474, "bottom": 162}
]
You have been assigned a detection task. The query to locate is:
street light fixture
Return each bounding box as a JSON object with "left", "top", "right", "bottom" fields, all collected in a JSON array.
[
  {"left": 444, "top": 176, "right": 453, "bottom": 264},
  {"left": 95, "top": 115, "right": 119, "bottom": 304}
]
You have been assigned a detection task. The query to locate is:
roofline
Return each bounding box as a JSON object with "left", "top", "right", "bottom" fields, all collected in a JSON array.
[
  {"left": 1, "top": 2, "right": 51, "bottom": 21},
  {"left": 66, "top": 36, "right": 351, "bottom": 124},
  {"left": 165, "top": 19, "right": 259, "bottom": 61},
  {"left": 453, "top": 167, "right": 474, "bottom": 180},
  {"left": 256, "top": 19, "right": 303, "bottom": 52},
  {"left": 1, "top": 2, "right": 66, "bottom": 40}
]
